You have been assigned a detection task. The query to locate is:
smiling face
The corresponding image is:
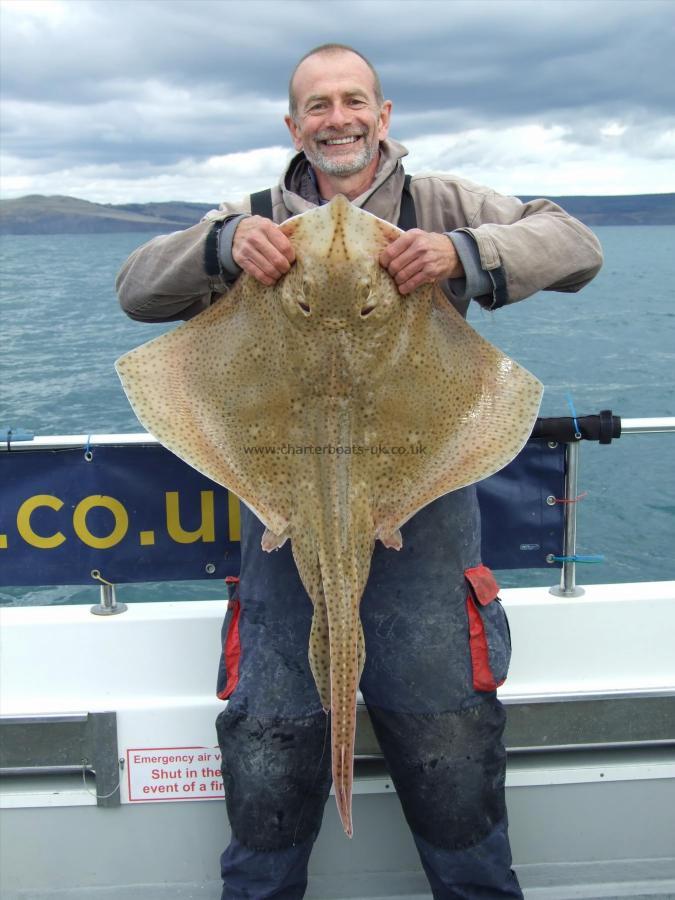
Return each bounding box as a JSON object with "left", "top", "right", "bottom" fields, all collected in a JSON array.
[{"left": 285, "top": 50, "right": 392, "bottom": 189}]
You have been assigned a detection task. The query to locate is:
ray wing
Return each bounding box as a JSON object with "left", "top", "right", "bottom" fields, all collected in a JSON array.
[
  {"left": 115, "top": 279, "right": 296, "bottom": 536},
  {"left": 366, "top": 283, "right": 543, "bottom": 537}
]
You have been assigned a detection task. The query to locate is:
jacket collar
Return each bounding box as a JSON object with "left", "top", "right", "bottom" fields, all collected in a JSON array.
[{"left": 280, "top": 138, "right": 409, "bottom": 222}]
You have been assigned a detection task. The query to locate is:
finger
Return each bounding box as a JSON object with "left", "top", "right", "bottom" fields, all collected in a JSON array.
[
  {"left": 394, "top": 252, "right": 439, "bottom": 292},
  {"left": 399, "top": 251, "right": 460, "bottom": 292},
  {"left": 386, "top": 249, "right": 424, "bottom": 282},
  {"left": 397, "top": 272, "right": 429, "bottom": 295},
  {"left": 246, "top": 245, "right": 291, "bottom": 282},
  {"left": 234, "top": 218, "right": 294, "bottom": 271},
  {"left": 379, "top": 231, "right": 416, "bottom": 266},
  {"left": 240, "top": 257, "right": 277, "bottom": 286},
  {"left": 264, "top": 226, "right": 296, "bottom": 264},
  {"left": 248, "top": 238, "right": 293, "bottom": 276},
  {"left": 236, "top": 232, "right": 292, "bottom": 278},
  {"left": 385, "top": 244, "right": 425, "bottom": 278},
  {"left": 239, "top": 245, "right": 288, "bottom": 282},
  {"left": 379, "top": 234, "right": 413, "bottom": 268}
]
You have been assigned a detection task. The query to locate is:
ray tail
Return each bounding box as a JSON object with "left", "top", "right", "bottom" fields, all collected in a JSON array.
[{"left": 314, "top": 446, "right": 373, "bottom": 836}]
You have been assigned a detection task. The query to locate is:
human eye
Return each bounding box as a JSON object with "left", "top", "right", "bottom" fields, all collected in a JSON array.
[{"left": 306, "top": 100, "right": 327, "bottom": 114}]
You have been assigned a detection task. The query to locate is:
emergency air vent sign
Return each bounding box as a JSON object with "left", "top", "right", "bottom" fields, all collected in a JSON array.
[{"left": 126, "top": 746, "right": 225, "bottom": 802}]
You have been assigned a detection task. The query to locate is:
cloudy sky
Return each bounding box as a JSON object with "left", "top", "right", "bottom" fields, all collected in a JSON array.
[{"left": 1, "top": 0, "right": 674, "bottom": 203}]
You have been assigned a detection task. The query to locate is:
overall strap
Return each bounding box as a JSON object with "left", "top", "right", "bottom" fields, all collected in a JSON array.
[
  {"left": 249, "top": 175, "right": 417, "bottom": 228},
  {"left": 397, "top": 173, "right": 417, "bottom": 231},
  {"left": 250, "top": 188, "right": 274, "bottom": 219}
]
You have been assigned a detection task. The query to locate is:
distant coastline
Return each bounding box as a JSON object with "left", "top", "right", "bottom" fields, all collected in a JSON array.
[
  {"left": 0, "top": 196, "right": 216, "bottom": 235},
  {"left": 1, "top": 192, "right": 674, "bottom": 234}
]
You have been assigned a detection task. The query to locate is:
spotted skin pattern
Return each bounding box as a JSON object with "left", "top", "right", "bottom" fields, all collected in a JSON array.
[{"left": 115, "top": 195, "right": 543, "bottom": 837}]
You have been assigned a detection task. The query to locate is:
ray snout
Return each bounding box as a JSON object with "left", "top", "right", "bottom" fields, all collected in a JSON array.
[{"left": 287, "top": 193, "right": 398, "bottom": 265}]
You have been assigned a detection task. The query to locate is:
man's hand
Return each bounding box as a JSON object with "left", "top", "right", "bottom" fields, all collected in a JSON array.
[
  {"left": 379, "top": 229, "right": 464, "bottom": 295},
  {"left": 232, "top": 216, "right": 296, "bottom": 286}
]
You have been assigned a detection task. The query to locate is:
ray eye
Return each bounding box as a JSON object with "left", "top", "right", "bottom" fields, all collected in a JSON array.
[
  {"left": 360, "top": 290, "right": 377, "bottom": 317},
  {"left": 298, "top": 300, "right": 311, "bottom": 314}
]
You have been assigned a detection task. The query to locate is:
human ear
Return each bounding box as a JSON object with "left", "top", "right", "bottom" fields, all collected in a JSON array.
[
  {"left": 284, "top": 115, "right": 304, "bottom": 151},
  {"left": 377, "top": 101, "right": 393, "bottom": 141}
]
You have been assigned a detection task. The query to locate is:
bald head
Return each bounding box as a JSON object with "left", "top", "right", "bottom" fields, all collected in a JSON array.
[{"left": 288, "top": 43, "right": 384, "bottom": 120}]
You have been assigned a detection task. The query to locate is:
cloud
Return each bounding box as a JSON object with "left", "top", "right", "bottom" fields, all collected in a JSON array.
[
  {"left": 1, "top": 85, "right": 289, "bottom": 165},
  {"left": 1, "top": 0, "right": 674, "bottom": 200},
  {"left": 407, "top": 124, "right": 675, "bottom": 196},
  {"left": 0, "top": 146, "right": 293, "bottom": 204}
]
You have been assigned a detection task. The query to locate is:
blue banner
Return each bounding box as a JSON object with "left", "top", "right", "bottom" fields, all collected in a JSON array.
[{"left": 0, "top": 440, "right": 564, "bottom": 586}]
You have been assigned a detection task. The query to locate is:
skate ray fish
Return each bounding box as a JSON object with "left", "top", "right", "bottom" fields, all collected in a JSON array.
[{"left": 115, "top": 195, "right": 543, "bottom": 837}]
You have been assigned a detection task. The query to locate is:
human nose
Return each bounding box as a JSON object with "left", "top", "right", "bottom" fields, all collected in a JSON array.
[{"left": 324, "top": 102, "right": 352, "bottom": 128}]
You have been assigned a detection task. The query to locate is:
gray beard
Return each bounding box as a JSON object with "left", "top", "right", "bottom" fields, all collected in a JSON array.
[{"left": 304, "top": 138, "right": 378, "bottom": 177}]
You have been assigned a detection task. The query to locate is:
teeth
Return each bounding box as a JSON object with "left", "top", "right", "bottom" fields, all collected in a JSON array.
[{"left": 325, "top": 136, "right": 359, "bottom": 145}]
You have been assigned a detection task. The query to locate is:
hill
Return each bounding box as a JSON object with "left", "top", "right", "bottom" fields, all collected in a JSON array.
[
  {"left": 0, "top": 195, "right": 216, "bottom": 235},
  {"left": 1, "top": 192, "right": 674, "bottom": 234},
  {"left": 517, "top": 193, "right": 675, "bottom": 226}
]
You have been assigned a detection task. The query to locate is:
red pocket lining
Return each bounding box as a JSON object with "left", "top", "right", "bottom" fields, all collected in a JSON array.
[
  {"left": 465, "top": 564, "right": 503, "bottom": 692},
  {"left": 466, "top": 596, "right": 500, "bottom": 691},
  {"left": 217, "top": 598, "right": 241, "bottom": 700}
]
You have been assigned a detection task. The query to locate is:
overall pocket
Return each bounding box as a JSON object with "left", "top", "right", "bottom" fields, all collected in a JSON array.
[
  {"left": 216, "top": 576, "right": 242, "bottom": 700},
  {"left": 464, "top": 564, "right": 511, "bottom": 692}
]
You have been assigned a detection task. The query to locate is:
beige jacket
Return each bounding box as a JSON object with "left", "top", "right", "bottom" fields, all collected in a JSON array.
[{"left": 116, "top": 139, "right": 602, "bottom": 322}]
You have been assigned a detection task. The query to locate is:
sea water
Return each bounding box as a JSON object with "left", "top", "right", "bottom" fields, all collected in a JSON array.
[{"left": 1, "top": 226, "right": 674, "bottom": 605}]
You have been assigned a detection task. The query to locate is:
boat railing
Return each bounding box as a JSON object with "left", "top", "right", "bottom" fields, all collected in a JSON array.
[{"left": 552, "top": 416, "right": 675, "bottom": 597}]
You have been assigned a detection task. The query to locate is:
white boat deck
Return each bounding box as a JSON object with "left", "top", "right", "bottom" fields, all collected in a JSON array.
[{"left": 1, "top": 581, "right": 675, "bottom": 899}]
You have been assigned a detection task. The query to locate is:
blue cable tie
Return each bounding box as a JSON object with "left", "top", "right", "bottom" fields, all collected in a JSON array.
[
  {"left": 552, "top": 554, "right": 605, "bottom": 564},
  {"left": 565, "top": 393, "right": 582, "bottom": 439}
]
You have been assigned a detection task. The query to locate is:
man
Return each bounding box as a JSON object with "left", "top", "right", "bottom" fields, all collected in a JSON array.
[{"left": 117, "top": 44, "right": 602, "bottom": 900}]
